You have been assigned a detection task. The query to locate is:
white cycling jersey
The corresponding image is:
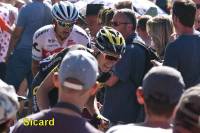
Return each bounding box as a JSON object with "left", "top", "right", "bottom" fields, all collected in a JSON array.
[{"left": 32, "top": 24, "right": 90, "bottom": 61}]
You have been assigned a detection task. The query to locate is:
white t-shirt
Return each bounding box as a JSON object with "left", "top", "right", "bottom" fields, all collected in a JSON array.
[
  {"left": 32, "top": 24, "right": 90, "bottom": 61},
  {"left": 107, "top": 124, "right": 172, "bottom": 133}
]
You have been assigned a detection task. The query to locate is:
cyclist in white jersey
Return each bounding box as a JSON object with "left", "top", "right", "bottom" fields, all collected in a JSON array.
[{"left": 32, "top": 1, "right": 90, "bottom": 76}]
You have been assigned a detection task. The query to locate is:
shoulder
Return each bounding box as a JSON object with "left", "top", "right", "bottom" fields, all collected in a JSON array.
[
  {"left": 165, "top": 37, "right": 184, "bottom": 52},
  {"left": 84, "top": 121, "right": 102, "bottom": 133},
  {"left": 72, "top": 25, "right": 89, "bottom": 39},
  {"left": 12, "top": 110, "right": 50, "bottom": 132},
  {"left": 107, "top": 124, "right": 172, "bottom": 133},
  {"left": 34, "top": 25, "right": 53, "bottom": 40}
]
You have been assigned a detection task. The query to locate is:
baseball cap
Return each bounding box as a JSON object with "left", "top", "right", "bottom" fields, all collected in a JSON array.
[
  {"left": 0, "top": 80, "right": 20, "bottom": 124},
  {"left": 142, "top": 66, "right": 185, "bottom": 104},
  {"left": 177, "top": 86, "right": 200, "bottom": 127},
  {"left": 59, "top": 50, "right": 99, "bottom": 90}
]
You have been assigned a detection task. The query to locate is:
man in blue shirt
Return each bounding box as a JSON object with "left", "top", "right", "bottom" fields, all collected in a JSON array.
[
  {"left": 5, "top": 0, "right": 52, "bottom": 94},
  {"left": 163, "top": 0, "right": 200, "bottom": 88},
  {"left": 103, "top": 9, "right": 146, "bottom": 124}
]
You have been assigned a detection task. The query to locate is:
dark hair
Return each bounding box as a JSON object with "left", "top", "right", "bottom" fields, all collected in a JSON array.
[
  {"left": 116, "top": 9, "right": 137, "bottom": 31},
  {"left": 137, "top": 15, "right": 152, "bottom": 31},
  {"left": 114, "top": 0, "right": 132, "bottom": 9},
  {"left": 174, "top": 86, "right": 200, "bottom": 130},
  {"left": 145, "top": 96, "right": 177, "bottom": 118},
  {"left": 174, "top": 109, "right": 196, "bottom": 131},
  {"left": 173, "top": 0, "right": 196, "bottom": 27},
  {"left": 86, "top": 4, "right": 104, "bottom": 16}
]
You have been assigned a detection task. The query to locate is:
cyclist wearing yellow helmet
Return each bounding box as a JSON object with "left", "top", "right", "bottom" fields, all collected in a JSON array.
[{"left": 31, "top": 26, "right": 125, "bottom": 131}]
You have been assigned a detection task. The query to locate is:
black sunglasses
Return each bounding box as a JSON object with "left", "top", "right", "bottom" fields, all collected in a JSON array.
[
  {"left": 57, "top": 21, "right": 75, "bottom": 28},
  {"left": 100, "top": 51, "right": 120, "bottom": 61},
  {"left": 111, "top": 21, "right": 130, "bottom": 27},
  {"left": 104, "top": 54, "right": 120, "bottom": 61}
]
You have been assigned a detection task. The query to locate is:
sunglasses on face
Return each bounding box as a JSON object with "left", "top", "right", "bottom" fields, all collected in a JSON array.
[
  {"left": 57, "top": 21, "right": 75, "bottom": 28},
  {"left": 111, "top": 21, "right": 130, "bottom": 27},
  {"left": 101, "top": 52, "right": 120, "bottom": 61}
]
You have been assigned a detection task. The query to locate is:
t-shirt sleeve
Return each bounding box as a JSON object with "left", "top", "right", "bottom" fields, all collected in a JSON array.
[
  {"left": 163, "top": 43, "right": 178, "bottom": 69},
  {"left": 114, "top": 46, "right": 146, "bottom": 83},
  {"left": 16, "top": 6, "right": 26, "bottom": 27},
  {"left": 75, "top": 31, "right": 91, "bottom": 48}
]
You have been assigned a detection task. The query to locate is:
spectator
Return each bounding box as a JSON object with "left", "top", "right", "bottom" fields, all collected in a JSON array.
[
  {"left": 147, "top": 15, "right": 173, "bottom": 59},
  {"left": 0, "top": 80, "right": 19, "bottom": 133},
  {"left": 195, "top": 14, "right": 200, "bottom": 31},
  {"left": 103, "top": 8, "right": 146, "bottom": 124},
  {"left": 107, "top": 66, "right": 184, "bottom": 132},
  {"left": 85, "top": 4, "right": 104, "bottom": 39},
  {"left": 193, "top": 0, "right": 200, "bottom": 31},
  {"left": 163, "top": 0, "right": 200, "bottom": 88},
  {"left": 0, "top": 1, "right": 17, "bottom": 80},
  {"left": 12, "top": 50, "right": 101, "bottom": 133},
  {"left": 137, "top": 15, "right": 152, "bottom": 47},
  {"left": 156, "top": 0, "right": 170, "bottom": 14},
  {"left": 173, "top": 86, "right": 200, "bottom": 133},
  {"left": 114, "top": 0, "right": 132, "bottom": 10},
  {"left": 5, "top": 0, "right": 52, "bottom": 95},
  {"left": 98, "top": 8, "right": 114, "bottom": 27},
  {"left": 136, "top": 66, "right": 184, "bottom": 128}
]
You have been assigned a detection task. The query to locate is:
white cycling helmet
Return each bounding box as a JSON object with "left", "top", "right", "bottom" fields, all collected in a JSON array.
[{"left": 51, "top": 1, "right": 79, "bottom": 22}]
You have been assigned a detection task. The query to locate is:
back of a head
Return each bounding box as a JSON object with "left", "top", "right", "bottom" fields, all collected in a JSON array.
[
  {"left": 0, "top": 80, "right": 19, "bottom": 132},
  {"left": 58, "top": 50, "right": 99, "bottom": 91},
  {"left": 98, "top": 8, "right": 114, "bottom": 26},
  {"left": 142, "top": 66, "right": 185, "bottom": 117},
  {"left": 173, "top": 0, "right": 196, "bottom": 27},
  {"left": 146, "top": 15, "right": 173, "bottom": 57},
  {"left": 173, "top": 86, "right": 200, "bottom": 133},
  {"left": 137, "top": 15, "right": 152, "bottom": 32},
  {"left": 115, "top": 8, "right": 137, "bottom": 31},
  {"left": 114, "top": 0, "right": 132, "bottom": 10}
]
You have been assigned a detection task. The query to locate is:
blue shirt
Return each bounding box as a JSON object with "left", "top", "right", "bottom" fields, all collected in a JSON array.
[
  {"left": 164, "top": 31, "right": 200, "bottom": 88},
  {"left": 15, "top": 0, "right": 52, "bottom": 53},
  {"left": 103, "top": 33, "right": 146, "bottom": 123}
]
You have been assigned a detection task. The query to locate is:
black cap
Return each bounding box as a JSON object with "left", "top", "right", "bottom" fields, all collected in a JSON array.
[{"left": 86, "top": 4, "right": 104, "bottom": 16}]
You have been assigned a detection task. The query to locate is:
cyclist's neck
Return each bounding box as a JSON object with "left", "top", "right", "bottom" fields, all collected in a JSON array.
[{"left": 54, "top": 26, "right": 67, "bottom": 45}]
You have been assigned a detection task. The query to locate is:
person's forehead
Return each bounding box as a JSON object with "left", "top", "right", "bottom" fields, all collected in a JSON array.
[{"left": 86, "top": 15, "right": 98, "bottom": 23}]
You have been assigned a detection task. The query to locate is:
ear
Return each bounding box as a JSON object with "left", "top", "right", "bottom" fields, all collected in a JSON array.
[
  {"left": 89, "top": 82, "right": 99, "bottom": 96},
  {"left": 53, "top": 72, "right": 60, "bottom": 88},
  {"left": 136, "top": 87, "right": 145, "bottom": 105}
]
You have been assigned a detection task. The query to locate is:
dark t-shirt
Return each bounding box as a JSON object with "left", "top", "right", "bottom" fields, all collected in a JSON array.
[
  {"left": 163, "top": 31, "right": 200, "bottom": 88},
  {"left": 103, "top": 33, "right": 146, "bottom": 124},
  {"left": 13, "top": 110, "right": 101, "bottom": 133}
]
